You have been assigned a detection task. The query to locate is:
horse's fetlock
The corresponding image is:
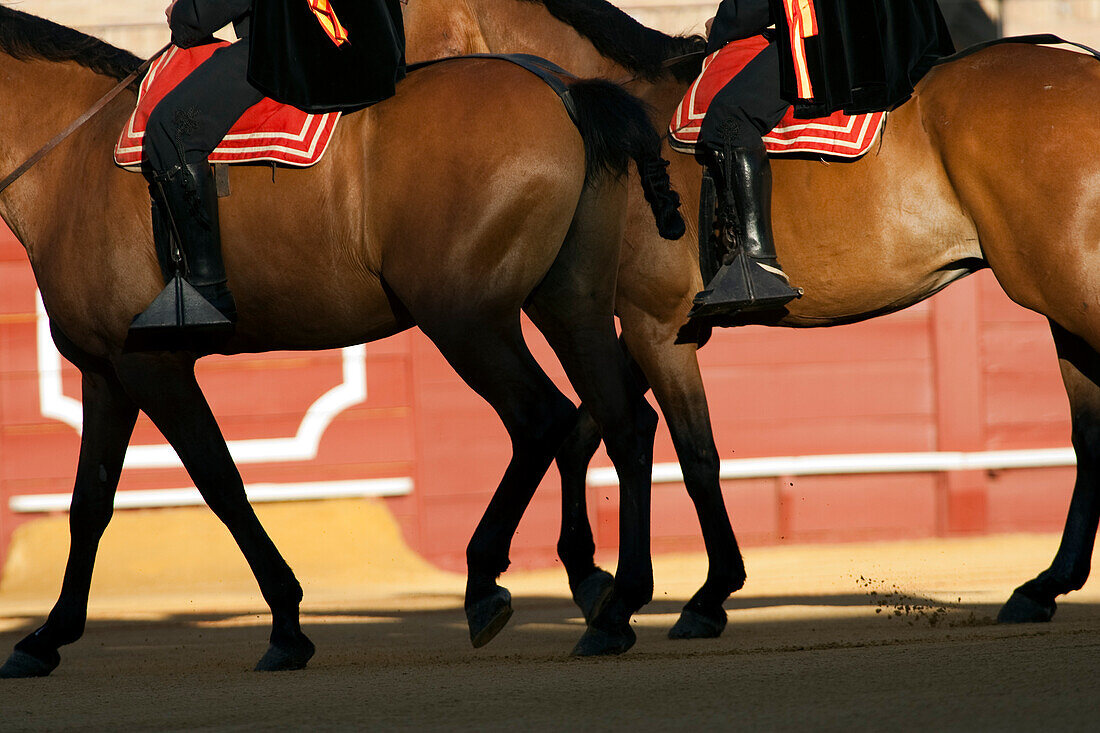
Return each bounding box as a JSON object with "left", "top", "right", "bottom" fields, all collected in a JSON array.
[
  {"left": 615, "top": 576, "right": 653, "bottom": 612},
  {"left": 557, "top": 539, "right": 597, "bottom": 580},
  {"left": 1066, "top": 566, "right": 1091, "bottom": 592},
  {"left": 466, "top": 546, "right": 508, "bottom": 579}
]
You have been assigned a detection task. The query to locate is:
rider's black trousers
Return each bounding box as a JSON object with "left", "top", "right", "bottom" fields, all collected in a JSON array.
[
  {"left": 143, "top": 40, "right": 264, "bottom": 172},
  {"left": 698, "top": 39, "right": 789, "bottom": 151}
]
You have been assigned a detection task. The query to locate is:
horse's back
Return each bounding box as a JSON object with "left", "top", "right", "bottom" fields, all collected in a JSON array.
[{"left": 919, "top": 44, "right": 1100, "bottom": 342}]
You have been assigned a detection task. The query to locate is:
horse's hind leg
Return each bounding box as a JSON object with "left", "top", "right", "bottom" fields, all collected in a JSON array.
[
  {"left": 1, "top": 331, "right": 138, "bottom": 678},
  {"left": 415, "top": 316, "right": 577, "bottom": 648},
  {"left": 999, "top": 321, "right": 1100, "bottom": 622},
  {"left": 109, "top": 352, "right": 314, "bottom": 670}
]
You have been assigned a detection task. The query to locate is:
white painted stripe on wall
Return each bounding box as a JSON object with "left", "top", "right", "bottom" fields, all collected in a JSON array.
[
  {"left": 8, "top": 477, "right": 413, "bottom": 514},
  {"left": 35, "top": 292, "right": 369, "bottom": 470},
  {"left": 586, "top": 448, "right": 1077, "bottom": 487}
]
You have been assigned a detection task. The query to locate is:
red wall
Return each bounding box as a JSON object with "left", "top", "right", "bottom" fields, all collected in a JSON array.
[{"left": 0, "top": 219, "right": 1075, "bottom": 575}]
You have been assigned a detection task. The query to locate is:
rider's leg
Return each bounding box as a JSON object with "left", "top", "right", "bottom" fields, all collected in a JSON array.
[
  {"left": 133, "top": 40, "right": 263, "bottom": 335},
  {"left": 690, "top": 40, "right": 801, "bottom": 318}
]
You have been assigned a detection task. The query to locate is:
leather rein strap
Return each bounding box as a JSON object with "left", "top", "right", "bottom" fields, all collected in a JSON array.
[{"left": 0, "top": 43, "right": 170, "bottom": 196}]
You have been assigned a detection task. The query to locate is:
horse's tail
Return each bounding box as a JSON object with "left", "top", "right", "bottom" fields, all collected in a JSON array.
[{"left": 566, "top": 79, "right": 686, "bottom": 240}]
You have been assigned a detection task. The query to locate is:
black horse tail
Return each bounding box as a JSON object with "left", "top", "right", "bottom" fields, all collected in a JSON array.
[{"left": 566, "top": 79, "right": 686, "bottom": 241}]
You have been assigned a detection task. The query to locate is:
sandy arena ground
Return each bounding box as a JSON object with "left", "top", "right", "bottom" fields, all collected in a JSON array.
[{"left": 0, "top": 503, "right": 1097, "bottom": 730}]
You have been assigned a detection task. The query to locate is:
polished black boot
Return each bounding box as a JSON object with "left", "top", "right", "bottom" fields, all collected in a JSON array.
[
  {"left": 688, "top": 142, "right": 801, "bottom": 319},
  {"left": 128, "top": 161, "right": 236, "bottom": 346}
]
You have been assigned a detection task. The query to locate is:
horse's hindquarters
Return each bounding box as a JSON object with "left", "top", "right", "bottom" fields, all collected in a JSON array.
[
  {"left": 360, "top": 61, "right": 589, "bottom": 327},
  {"left": 209, "top": 61, "right": 592, "bottom": 352},
  {"left": 921, "top": 44, "right": 1100, "bottom": 347}
]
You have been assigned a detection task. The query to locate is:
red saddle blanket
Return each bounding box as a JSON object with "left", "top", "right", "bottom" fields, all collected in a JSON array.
[
  {"left": 114, "top": 43, "right": 340, "bottom": 169},
  {"left": 669, "top": 35, "right": 885, "bottom": 158}
]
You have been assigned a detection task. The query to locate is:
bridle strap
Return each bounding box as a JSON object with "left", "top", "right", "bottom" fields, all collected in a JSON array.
[
  {"left": 0, "top": 44, "right": 170, "bottom": 196},
  {"left": 609, "top": 49, "right": 707, "bottom": 87}
]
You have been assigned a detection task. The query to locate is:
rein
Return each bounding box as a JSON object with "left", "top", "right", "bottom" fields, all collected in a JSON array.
[
  {"left": 609, "top": 49, "right": 707, "bottom": 87},
  {"left": 0, "top": 43, "right": 170, "bottom": 196}
]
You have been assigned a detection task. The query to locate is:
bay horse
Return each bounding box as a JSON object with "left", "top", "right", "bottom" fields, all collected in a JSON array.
[
  {"left": 405, "top": 0, "right": 1100, "bottom": 643},
  {"left": 0, "top": 6, "right": 685, "bottom": 676}
]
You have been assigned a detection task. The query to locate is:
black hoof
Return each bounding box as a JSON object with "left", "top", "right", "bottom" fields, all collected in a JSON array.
[
  {"left": 571, "top": 621, "right": 636, "bottom": 657},
  {"left": 254, "top": 637, "right": 316, "bottom": 672},
  {"left": 997, "top": 591, "right": 1056, "bottom": 624},
  {"left": 0, "top": 649, "right": 59, "bottom": 679},
  {"left": 668, "top": 607, "right": 727, "bottom": 640},
  {"left": 467, "top": 587, "right": 514, "bottom": 649},
  {"left": 571, "top": 569, "right": 614, "bottom": 624}
]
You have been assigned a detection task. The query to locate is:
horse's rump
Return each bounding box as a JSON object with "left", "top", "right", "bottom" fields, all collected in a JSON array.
[
  {"left": 161, "top": 60, "right": 595, "bottom": 352},
  {"left": 914, "top": 43, "right": 1100, "bottom": 342}
]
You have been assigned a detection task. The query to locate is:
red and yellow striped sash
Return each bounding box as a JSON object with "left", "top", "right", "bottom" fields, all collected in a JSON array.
[
  {"left": 782, "top": 0, "right": 818, "bottom": 99},
  {"left": 306, "top": 0, "right": 349, "bottom": 47}
]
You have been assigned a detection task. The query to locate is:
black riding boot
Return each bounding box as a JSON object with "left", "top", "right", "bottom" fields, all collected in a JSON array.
[
  {"left": 128, "top": 162, "right": 236, "bottom": 346},
  {"left": 688, "top": 141, "right": 801, "bottom": 319}
]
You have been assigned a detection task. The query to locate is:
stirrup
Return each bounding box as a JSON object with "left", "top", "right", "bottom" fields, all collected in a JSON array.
[
  {"left": 127, "top": 274, "right": 235, "bottom": 350},
  {"left": 688, "top": 252, "right": 803, "bottom": 319}
]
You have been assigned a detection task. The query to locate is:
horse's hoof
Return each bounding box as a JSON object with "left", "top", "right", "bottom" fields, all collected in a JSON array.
[
  {"left": 254, "top": 637, "right": 315, "bottom": 672},
  {"left": 467, "top": 587, "right": 514, "bottom": 648},
  {"left": 571, "top": 569, "right": 614, "bottom": 624},
  {"left": 997, "top": 591, "right": 1056, "bottom": 624},
  {"left": 570, "top": 622, "right": 636, "bottom": 657},
  {"left": 0, "top": 649, "right": 59, "bottom": 679},
  {"left": 668, "top": 607, "right": 727, "bottom": 640}
]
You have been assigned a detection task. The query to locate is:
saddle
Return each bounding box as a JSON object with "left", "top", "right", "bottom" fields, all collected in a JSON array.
[
  {"left": 669, "top": 35, "right": 886, "bottom": 159},
  {"left": 114, "top": 43, "right": 340, "bottom": 171}
]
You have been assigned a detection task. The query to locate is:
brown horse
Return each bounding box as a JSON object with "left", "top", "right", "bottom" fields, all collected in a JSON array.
[
  {"left": 0, "top": 7, "right": 685, "bottom": 676},
  {"left": 405, "top": 0, "right": 1100, "bottom": 641}
]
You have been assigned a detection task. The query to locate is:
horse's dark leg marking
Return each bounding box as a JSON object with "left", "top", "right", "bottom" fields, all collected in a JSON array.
[
  {"left": 1, "top": 333, "right": 137, "bottom": 678},
  {"left": 554, "top": 405, "right": 613, "bottom": 622},
  {"left": 557, "top": 331, "right": 744, "bottom": 638},
  {"left": 110, "top": 352, "right": 314, "bottom": 671},
  {"left": 553, "top": 338, "right": 648, "bottom": 623},
  {"left": 418, "top": 316, "right": 577, "bottom": 648},
  {"left": 999, "top": 321, "right": 1100, "bottom": 622},
  {"left": 626, "top": 335, "right": 744, "bottom": 639},
  {"left": 528, "top": 188, "right": 658, "bottom": 656},
  {"left": 526, "top": 309, "right": 657, "bottom": 656}
]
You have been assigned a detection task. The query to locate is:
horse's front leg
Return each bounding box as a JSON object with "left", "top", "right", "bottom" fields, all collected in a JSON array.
[
  {"left": 999, "top": 322, "right": 1100, "bottom": 622},
  {"left": 553, "top": 337, "right": 652, "bottom": 624},
  {"left": 553, "top": 408, "right": 615, "bottom": 623},
  {"left": 111, "top": 352, "right": 314, "bottom": 671},
  {"left": 618, "top": 296, "right": 746, "bottom": 640},
  {"left": 1, "top": 358, "right": 137, "bottom": 678}
]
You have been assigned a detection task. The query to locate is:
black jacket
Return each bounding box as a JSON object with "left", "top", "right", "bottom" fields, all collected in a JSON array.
[
  {"left": 248, "top": 0, "right": 406, "bottom": 113},
  {"left": 169, "top": 0, "right": 252, "bottom": 46},
  {"left": 705, "top": 0, "right": 771, "bottom": 54},
  {"left": 705, "top": 0, "right": 954, "bottom": 117}
]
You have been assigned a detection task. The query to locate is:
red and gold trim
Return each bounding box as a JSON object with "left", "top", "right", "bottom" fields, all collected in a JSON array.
[
  {"left": 782, "top": 0, "right": 818, "bottom": 100},
  {"left": 307, "top": 0, "right": 349, "bottom": 47}
]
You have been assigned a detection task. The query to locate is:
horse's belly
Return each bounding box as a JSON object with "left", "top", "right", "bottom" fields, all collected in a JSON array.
[{"left": 768, "top": 109, "right": 980, "bottom": 326}]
